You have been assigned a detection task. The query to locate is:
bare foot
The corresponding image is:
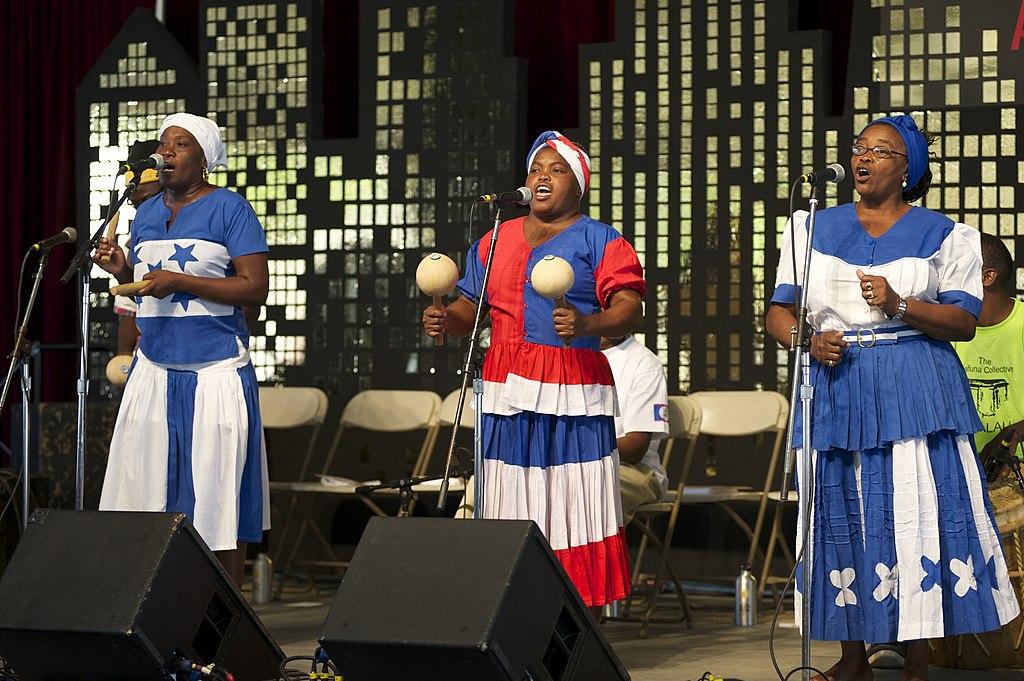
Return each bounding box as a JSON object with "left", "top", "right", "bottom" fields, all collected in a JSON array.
[{"left": 812, "top": 658, "right": 874, "bottom": 681}]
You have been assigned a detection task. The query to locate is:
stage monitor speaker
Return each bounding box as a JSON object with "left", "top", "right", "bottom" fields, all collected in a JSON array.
[
  {"left": 319, "top": 517, "right": 630, "bottom": 681},
  {"left": 0, "top": 510, "right": 283, "bottom": 680}
]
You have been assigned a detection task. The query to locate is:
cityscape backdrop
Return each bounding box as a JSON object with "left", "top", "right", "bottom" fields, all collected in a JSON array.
[{"left": 77, "top": 0, "right": 1024, "bottom": 407}]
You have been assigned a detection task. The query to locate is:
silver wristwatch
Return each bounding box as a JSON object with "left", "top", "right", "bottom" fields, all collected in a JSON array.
[{"left": 890, "top": 296, "right": 908, "bottom": 321}]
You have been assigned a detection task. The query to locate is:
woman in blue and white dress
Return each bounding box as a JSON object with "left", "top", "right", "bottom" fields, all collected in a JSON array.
[
  {"left": 766, "top": 115, "right": 1019, "bottom": 681},
  {"left": 94, "top": 113, "right": 270, "bottom": 586}
]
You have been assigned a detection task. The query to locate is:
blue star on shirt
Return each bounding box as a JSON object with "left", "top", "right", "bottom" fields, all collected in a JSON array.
[
  {"left": 147, "top": 261, "right": 163, "bottom": 272},
  {"left": 170, "top": 292, "right": 199, "bottom": 311},
  {"left": 129, "top": 244, "right": 143, "bottom": 267},
  {"left": 921, "top": 555, "right": 942, "bottom": 593},
  {"left": 168, "top": 243, "right": 199, "bottom": 271}
]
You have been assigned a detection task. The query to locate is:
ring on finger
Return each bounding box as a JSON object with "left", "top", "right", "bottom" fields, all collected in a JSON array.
[
  {"left": 867, "top": 291, "right": 875, "bottom": 300},
  {"left": 865, "top": 281, "right": 873, "bottom": 291}
]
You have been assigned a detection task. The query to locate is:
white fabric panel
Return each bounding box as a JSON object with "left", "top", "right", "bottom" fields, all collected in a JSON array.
[
  {"left": 134, "top": 238, "right": 234, "bottom": 319},
  {"left": 936, "top": 223, "right": 983, "bottom": 301},
  {"left": 99, "top": 358, "right": 170, "bottom": 513},
  {"left": 954, "top": 436, "right": 1019, "bottom": 625},
  {"left": 482, "top": 376, "right": 617, "bottom": 417},
  {"left": 890, "top": 437, "right": 945, "bottom": 640},
  {"left": 481, "top": 454, "right": 623, "bottom": 552}
]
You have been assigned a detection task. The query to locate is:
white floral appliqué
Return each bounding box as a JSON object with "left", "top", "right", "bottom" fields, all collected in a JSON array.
[
  {"left": 950, "top": 556, "right": 978, "bottom": 598},
  {"left": 873, "top": 562, "right": 899, "bottom": 602},
  {"left": 830, "top": 567, "right": 858, "bottom": 607}
]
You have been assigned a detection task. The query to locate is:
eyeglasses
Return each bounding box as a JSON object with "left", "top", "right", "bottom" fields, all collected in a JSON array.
[{"left": 851, "top": 143, "right": 908, "bottom": 159}]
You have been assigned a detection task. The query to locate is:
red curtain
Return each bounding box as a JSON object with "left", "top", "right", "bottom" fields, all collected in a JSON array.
[{"left": 0, "top": 1, "right": 160, "bottom": 460}]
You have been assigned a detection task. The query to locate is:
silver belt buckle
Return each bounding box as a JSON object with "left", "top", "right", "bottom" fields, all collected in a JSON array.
[{"left": 856, "top": 328, "right": 877, "bottom": 348}]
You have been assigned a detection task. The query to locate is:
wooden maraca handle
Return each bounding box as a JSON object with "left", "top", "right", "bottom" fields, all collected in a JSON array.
[
  {"left": 110, "top": 281, "right": 152, "bottom": 296},
  {"left": 99, "top": 211, "right": 121, "bottom": 263},
  {"left": 555, "top": 296, "right": 571, "bottom": 348},
  {"left": 432, "top": 296, "right": 445, "bottom": 347}
]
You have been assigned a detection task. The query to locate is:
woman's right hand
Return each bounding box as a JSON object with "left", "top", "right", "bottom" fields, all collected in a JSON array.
[
  {"left": 422, "top": 305, "right": 447, "bottom": 339},
  {"left": 92, "top": 237, "right": 132, "bottom": 282},
  {"left": 810, "top": 330, "right": 848, "bottom": 367}
]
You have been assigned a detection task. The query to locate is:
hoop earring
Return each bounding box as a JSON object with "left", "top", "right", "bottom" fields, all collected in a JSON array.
[{"left": 202, "top": 166, "right": 210, "bottom": 182}]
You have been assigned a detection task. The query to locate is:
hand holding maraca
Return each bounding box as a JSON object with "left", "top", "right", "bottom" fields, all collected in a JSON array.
[
  {"left": 531, "top": 255, "right": 577, "bottom": 348},
  {"left": 416, "top": 253, "right": 459, "bottom": 347}
]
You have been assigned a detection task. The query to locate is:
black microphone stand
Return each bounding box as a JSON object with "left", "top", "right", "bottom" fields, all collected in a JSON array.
[
  {"left": 59, "top": 177, "right": 140, "bottom": 511},
  {"left": 357, "top": 474, "right": 446, "bottom": 518},
  {"left": 778, "top": 181, "right": 823, "bottom": 681},
  {"left": 436, "top": 203, "right": 507, "bottom": 515},
  {"left": 0, "top": 250, "right": 51, "bottom": 530}
]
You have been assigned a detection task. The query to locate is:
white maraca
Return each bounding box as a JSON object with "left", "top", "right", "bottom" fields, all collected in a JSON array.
[
  {"left": 415, "top": 252, "right": 459, "bottom": 347},
  {"left": 105, "top": 354, "right": 133, "bottom": 387},
  {"left": 530, "top": 255, "right": 575, "bottom": 348}
]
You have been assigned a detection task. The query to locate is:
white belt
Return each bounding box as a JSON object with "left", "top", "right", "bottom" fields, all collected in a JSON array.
[{"left": 839, "top": 326, "right": 924, "bottom": 347}]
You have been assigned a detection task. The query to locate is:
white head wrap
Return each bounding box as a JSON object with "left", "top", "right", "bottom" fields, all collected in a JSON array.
[{"left": 158, "top": 113, "right": 228, "bottom": 170}]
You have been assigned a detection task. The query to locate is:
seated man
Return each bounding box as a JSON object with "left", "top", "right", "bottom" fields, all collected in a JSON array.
[
  {"left": 601, "top": 334, "right": 670, "bottom": 524},
  {"left": 953, "top": 232, "right": 1024, "bottom": 460}
]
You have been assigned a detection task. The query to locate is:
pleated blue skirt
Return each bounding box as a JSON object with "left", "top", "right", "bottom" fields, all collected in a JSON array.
[{"left": 793, "top": 337, "right": 1019, "bottom": 641}]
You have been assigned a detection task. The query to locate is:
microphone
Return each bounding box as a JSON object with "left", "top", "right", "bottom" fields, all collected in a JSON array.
[
  {"left": 32, "top": 227, "right": 78, "bottom": 252},
  {"left": 798, "top": 163, "right": 845, "bottom": 184},
  {"left": 478, "top": 187, "right": 533, "bottom": 206},
  {"left": 118, "top": 153, "right": 164, "bottom": 177}
]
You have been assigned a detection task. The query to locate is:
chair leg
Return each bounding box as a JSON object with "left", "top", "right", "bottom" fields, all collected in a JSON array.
[
  {"left": 273, "top": 495, "right": 339, "bottom": 600},
  {"left": 634, "top": 519, "right": 691, "bottom": 637},
  {"left": 758, "top": 503, "right": 784, "bottom": 598}
]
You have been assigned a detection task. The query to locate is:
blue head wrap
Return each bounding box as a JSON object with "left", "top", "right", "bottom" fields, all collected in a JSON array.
[{"left": 859, "top": 114, "right": 929, "bottom": 189}]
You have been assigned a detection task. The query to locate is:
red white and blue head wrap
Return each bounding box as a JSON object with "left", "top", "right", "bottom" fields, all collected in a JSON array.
[
  {"left": 527, "top": 131, "right": 592, "bottom": 194},
  {"left": 859, "top": 114, "right": 928, "bottom": 189}
]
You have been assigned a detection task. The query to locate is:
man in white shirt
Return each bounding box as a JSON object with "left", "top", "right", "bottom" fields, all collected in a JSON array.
[{"left": 601, "top": 335, "right": 670, "bottom": 523}]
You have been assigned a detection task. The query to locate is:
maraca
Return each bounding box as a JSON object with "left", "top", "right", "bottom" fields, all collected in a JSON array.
[
  {"left": 416, "top": 252, "right": 459, "bottom": 347},
  {"left": 530, "top": 254, "right": 574, "bottom": 348},
  {"left": 105, "top": 354, "right": 133, "bottom": 387}
]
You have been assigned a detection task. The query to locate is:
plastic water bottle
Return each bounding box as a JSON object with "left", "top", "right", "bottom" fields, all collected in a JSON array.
[
  {"left": 252, "top": 552, "right": 272, "bottom": 604},
  {"left": 735, "top": 564, "right": 757, "bottom": 626}
]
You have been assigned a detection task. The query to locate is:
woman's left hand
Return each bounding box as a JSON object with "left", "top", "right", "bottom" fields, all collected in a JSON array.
[
  {"left": 856, "top": 269, "right": 901, "bottom": 318},
  {"left": 553, "top": 303, "right": 588, "bottom": 341},
  {"left": 140, "top": 270, "right": 183, "bottom": 299}
]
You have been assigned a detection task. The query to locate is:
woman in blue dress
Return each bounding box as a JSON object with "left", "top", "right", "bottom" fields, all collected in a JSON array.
[
  {"left": 766, "top": 115, "right": 1019, "bottom": 680},
  {"left": 94, "top": 113, "right": 270, "bottom": 586}
]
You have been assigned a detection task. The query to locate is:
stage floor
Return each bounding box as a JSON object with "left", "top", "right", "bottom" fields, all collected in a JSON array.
[{"left": 254, "top": 590, "right": 1023, "bottom": 680}]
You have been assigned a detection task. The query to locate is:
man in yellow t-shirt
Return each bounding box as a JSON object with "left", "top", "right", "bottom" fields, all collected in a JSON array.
[{"left": 953, "top": 232, "right": 1024, "bottom": 459}]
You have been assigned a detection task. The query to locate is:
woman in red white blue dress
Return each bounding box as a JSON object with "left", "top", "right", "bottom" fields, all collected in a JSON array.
[{"left": 423, "top": 131, "right": 646, "bottom": 613}]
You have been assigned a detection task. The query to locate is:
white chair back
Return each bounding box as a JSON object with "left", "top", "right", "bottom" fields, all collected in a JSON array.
[
  {"left": 439, "top": 389, "right": 475, "bottom": 429},
  {"left": 259, "top": 386, "right": 329, "bottom": 429},
  {"left": 687, "top": 390, "right": 788, "bottom": 436},
  {"left": 341, "top": 390, "right": 441, "bottom": 432}
]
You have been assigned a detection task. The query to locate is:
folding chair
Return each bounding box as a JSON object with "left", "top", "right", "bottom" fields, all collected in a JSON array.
[
  {"left": 624, "top": 394, "right": 701, "bottom": 638},
  {"left": 270, "top": 389, "right": 441, "bottom": 597},
  {"left": 685, "top": 390, "right": 791, "bottom": 591},
  {"left": 431, "top": 389, "right": 477, "bottom": 517}
]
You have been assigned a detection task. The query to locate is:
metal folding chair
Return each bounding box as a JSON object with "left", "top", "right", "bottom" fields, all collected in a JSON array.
[
  {"left": 685, "top": 390, "right": 791, "bottom": 593},
  {"left": 624, "top": 394, "right": 702, "bottom": 637},
  {"left": 270, "top": 389, "right": 441, "bottom": 597}
]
